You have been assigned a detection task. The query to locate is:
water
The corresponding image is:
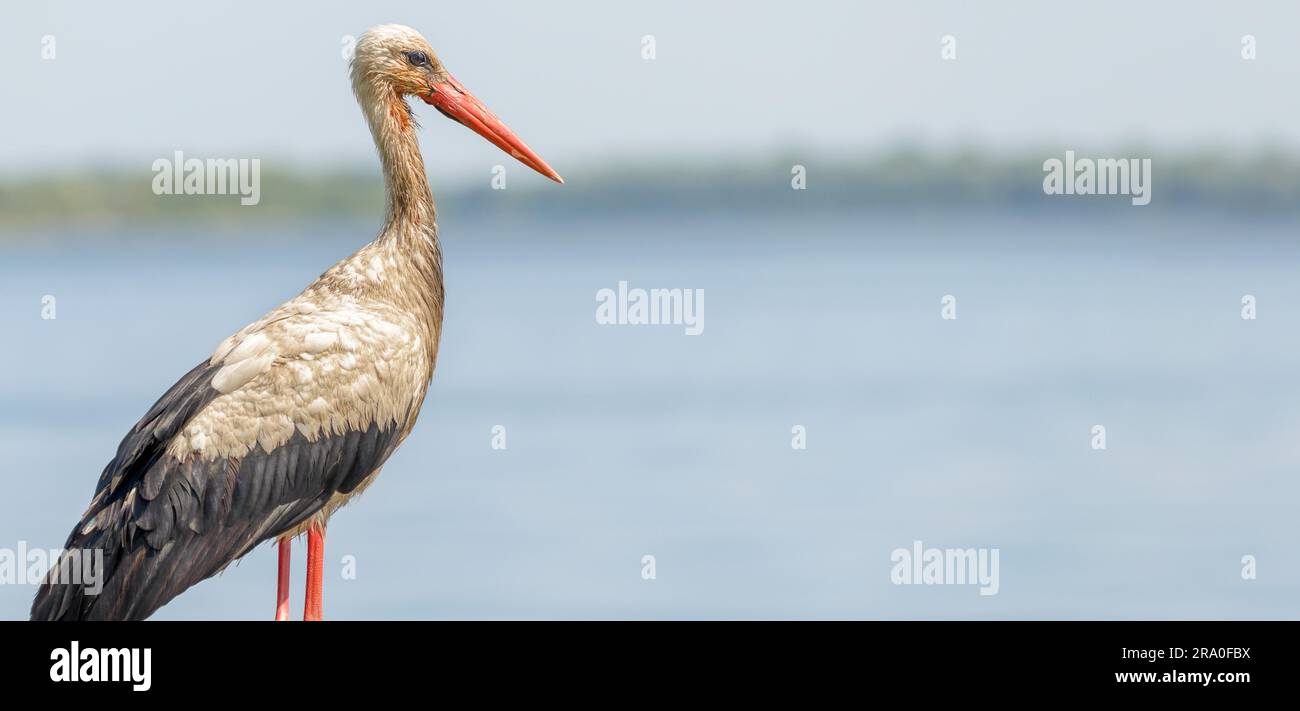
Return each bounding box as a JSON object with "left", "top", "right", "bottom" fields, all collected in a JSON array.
[{"left": 1, "top": 209, "right": 1298, "bottom": 619}]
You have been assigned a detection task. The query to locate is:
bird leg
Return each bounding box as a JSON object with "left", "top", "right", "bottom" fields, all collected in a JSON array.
[
  {"left": 303, "top": 522, "right": 326, "bottom": 621},
  {"left": 275, "top": 538, "right": 291, "bottom": 621}
]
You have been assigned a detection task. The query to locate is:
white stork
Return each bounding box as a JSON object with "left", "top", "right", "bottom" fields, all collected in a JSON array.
[{"left": 31, "top": 24, "right": 562, "bottom": 621}]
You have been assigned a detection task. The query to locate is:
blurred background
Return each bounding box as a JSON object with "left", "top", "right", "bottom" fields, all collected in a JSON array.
[{"left": 2, "top": 1, "right": 1299, "bottom": 619}]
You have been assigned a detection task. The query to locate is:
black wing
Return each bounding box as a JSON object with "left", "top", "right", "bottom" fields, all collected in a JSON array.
[{"left": 31, "top": 360, "right": 404, "bottom": 621}]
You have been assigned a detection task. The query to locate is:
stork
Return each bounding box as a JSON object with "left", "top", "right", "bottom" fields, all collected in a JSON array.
[{"left": 30, "top": 24, "right": 561, "bottom": 621}]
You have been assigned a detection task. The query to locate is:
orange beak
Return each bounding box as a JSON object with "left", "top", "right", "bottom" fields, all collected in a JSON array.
[{"left": 422, "top": 73, "right": 563, "bottom": 184}]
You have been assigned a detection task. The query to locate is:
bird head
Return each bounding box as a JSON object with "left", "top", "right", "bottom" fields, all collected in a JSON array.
[{"left": 351, "top": 24, "right": 563, "bottom": 183}]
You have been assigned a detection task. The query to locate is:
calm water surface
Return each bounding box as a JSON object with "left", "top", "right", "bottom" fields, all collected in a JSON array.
[{"left": 1, "top": 210, "right": 1298, "bottom": 619}]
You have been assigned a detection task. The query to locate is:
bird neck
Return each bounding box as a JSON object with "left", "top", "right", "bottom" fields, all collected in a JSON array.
[
  {"left": 354, "top": 82, "right": 445, "bottom": 349},
  {"left": 359, "top": 83, "right": 438, "bottom": 244}
]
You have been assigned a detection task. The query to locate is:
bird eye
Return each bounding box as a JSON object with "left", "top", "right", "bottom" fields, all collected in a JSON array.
[{"left": 406, "top": 51, "right": 430, "bottom": 67}]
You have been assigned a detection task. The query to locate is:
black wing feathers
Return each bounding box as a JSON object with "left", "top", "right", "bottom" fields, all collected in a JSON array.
[{"left": 31, "top": 359, "right": 405, "bottom": 621}]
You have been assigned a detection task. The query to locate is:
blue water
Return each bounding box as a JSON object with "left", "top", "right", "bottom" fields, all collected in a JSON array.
[{"left": 1, "top": 210, "right": 1298, "bottom": 619}]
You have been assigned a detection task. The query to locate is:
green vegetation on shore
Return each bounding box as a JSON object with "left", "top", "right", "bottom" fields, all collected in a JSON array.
[{"left": 4, "top": 147, "right": 1300, "bottom": 233}]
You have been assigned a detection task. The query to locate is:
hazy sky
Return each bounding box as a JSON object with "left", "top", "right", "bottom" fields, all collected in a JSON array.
[{"left": 4, "top": 1, "right": 1300, "bottom": 182}]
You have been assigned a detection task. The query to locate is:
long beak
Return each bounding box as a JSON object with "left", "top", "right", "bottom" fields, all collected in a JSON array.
[{"left": 421, "top": 74, "right": 563, "bottom": 184}]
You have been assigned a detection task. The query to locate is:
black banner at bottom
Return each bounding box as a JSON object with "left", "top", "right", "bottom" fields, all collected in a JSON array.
[{"left": 0, "top": 621, "right": 1286, "bottom": 697}]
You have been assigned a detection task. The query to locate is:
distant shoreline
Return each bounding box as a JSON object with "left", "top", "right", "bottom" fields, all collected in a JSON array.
[{"left": 4, "top": 148, "right": 1300, "bottom": 233}]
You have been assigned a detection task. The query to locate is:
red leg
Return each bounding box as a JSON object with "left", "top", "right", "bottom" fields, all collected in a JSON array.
[
  {"left": 303, "top": 522, "right": 325, "bottom": 621},
  {"left": 275, "top": 538, "right": 291, "bottom": 621}
]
